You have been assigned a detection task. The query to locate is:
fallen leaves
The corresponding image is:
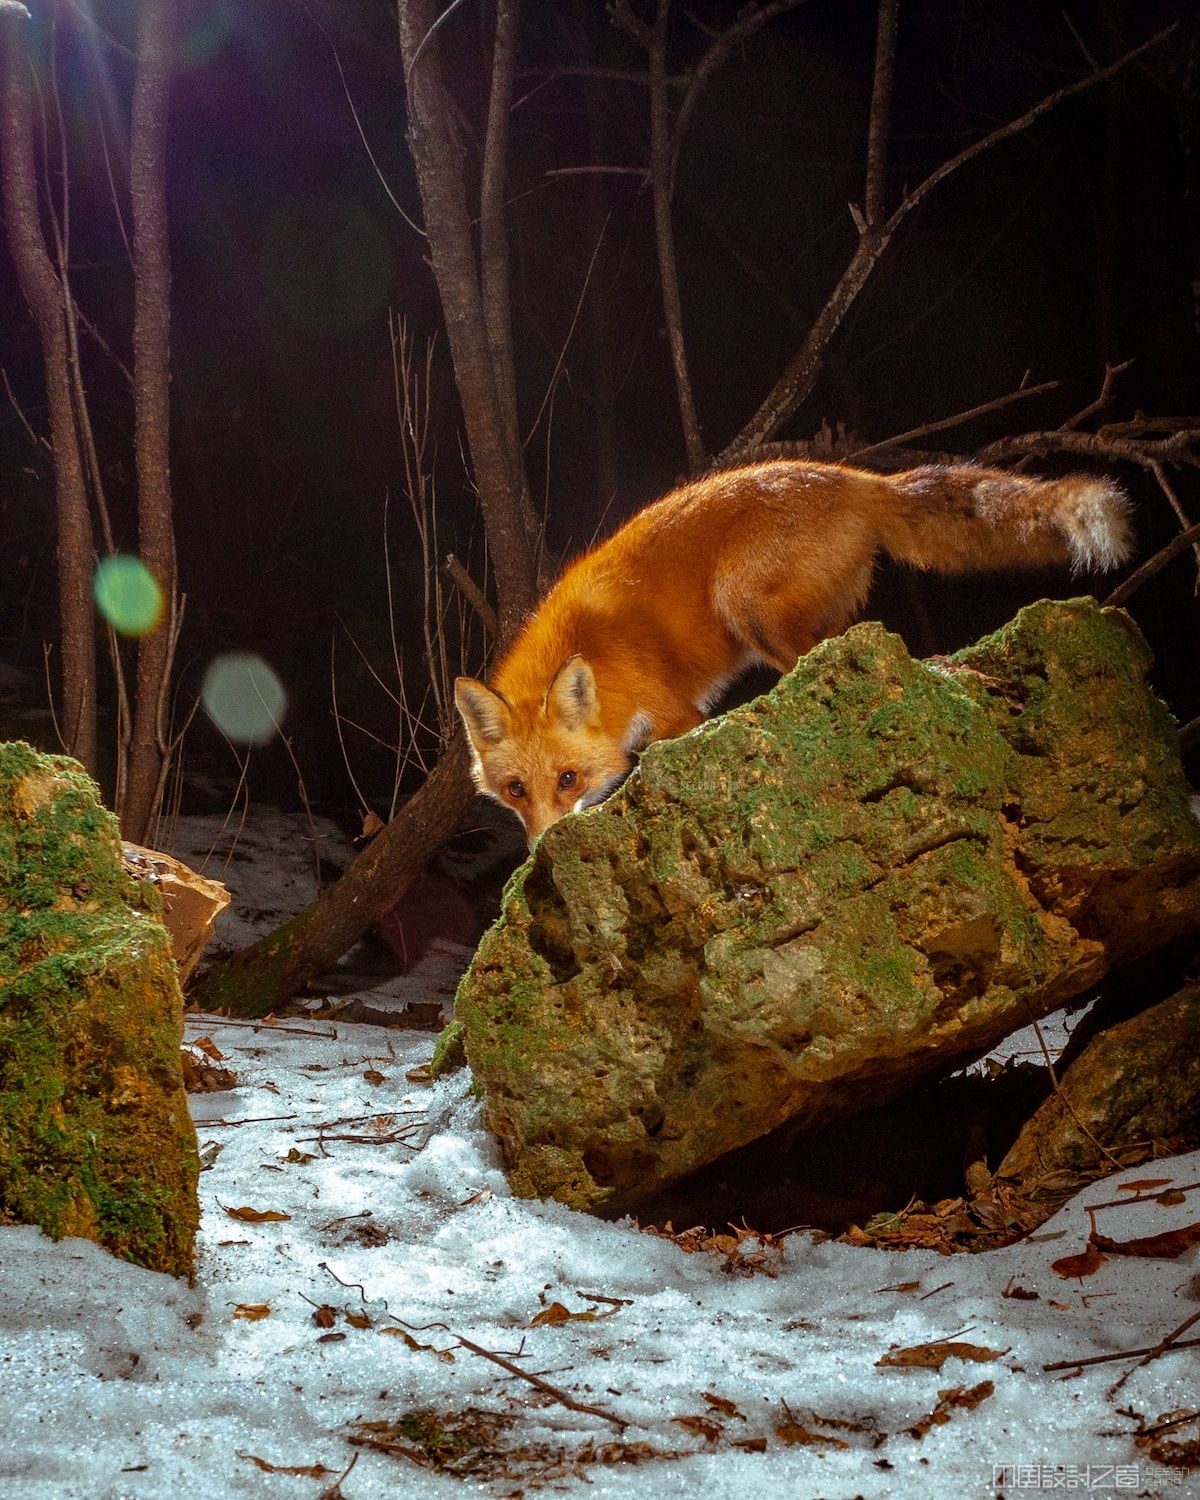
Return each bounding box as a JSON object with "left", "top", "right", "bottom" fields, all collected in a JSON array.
[
  {"left": 1051, "top": 1241, "right": 1107, "bottom": 1279},
  {"left": 907, "top": 1381, "right": 995, "bottom": 1439},
  {"left": 638, "top": 1221, "right": 788, "bottom": 1275},
  {"left": 877, "top": 1341, "right": 1005, "bottom": 1371},
  {"left": 1133, "top": 1410, "right": 1200, "bottom": 1471},
  {"left": 775, "top": 1421, "right": 849, "bottom": 1450},
  {"left": 233, "top": 1303, "right": 271, "bottom": 1321},
  {"left": 238, "top": 1452, "right": 332, "bottom": 1478},
  {"left": 223, "top": 1204, "right": 292, "bottom": 1223},
  {"left": 180, "top": 1041, "right": 237, "bottom": 1094},
  {"left": 530, "top": 1301, "right": 605, "bottom": 1327},
  {"left": 1052, "top": 1220, "right": 1200, "bottom": 1279},
  {"left": 1094, "top": 1221, "right": 1200, "bottom": 1259}
]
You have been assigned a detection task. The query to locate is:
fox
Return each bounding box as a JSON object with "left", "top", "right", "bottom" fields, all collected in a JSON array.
[{"left": 455, "top": 458, "right": 1133, "bottom": 844}]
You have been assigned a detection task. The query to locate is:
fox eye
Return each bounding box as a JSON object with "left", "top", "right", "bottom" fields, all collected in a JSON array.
[
  {"left": 506, "top": 779, "right": 526, "bottom": 799},
  {"left": 558, "top": 769, "right": 577, "bottom": 792}
]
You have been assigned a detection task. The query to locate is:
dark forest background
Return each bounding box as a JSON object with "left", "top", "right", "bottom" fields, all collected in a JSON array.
[{"left": 1, "top": 0, "right": 1196, "bottom": 826}]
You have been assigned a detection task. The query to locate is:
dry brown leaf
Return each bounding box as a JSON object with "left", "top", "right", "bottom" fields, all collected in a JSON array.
[
  {"left": 233, "top": 1303, "right": 272, "bottom": 1321},
  {"left": 238, "top": 1452, "right": 331, "bottom": 1478},
  {"left": 702, "top": 1392, "right": 744, "bottom": 1419},
  {"left": 776, "top": 1422, "right": 849, "bottom": 1449},
  {"left": 283, "top": 1147, "right": 316, "bottom": 1164},
  {"left": 530, "top": 1301, "right": 600, "bottom": 1327},
  {"left": 380, "top": 1326, "right": 455, "bottom": 1362},
  {"left": 1051, "top": 1241, "right": 1106, "bottom": 1279},
  {"left": 672, "top": 1415, "right": 721, "bottom": 1444},
  {"left": 224, "top": 1205, "right": 291, "bottom": 1223},
  {"left": 1157, "top": 1189, "right": 1187, "bottom": 1207},
  {"left": 1093, "top": 1222, "right": 1200, "bottom": 1260},
  {"left": 192, "top": 1034, "right": 226, "bottom": 1061},
  {"left": 311, "top": 1305, "right": 337, "bottom": 1329},
  {"left": 1119, "top": 1178, "right": 1174, "bottom": 1193},
  {"left": 877, "top": 1341, "right": 1004, "bottom": 1371},
  {"left": 531, "top": 1302, "right": 571, "bottom": 1327},
  {"left": 179, "top": 1048, "right": 237, "bottom": 1094},
  {"left": 346, "top": 1312, "right": 371, "bottom": 1329},
  {"left": 908, "top": 1380, "right": 994, "bottom": 1439},
  {"left": 360, "top": 809, "right": 385, "bottom": 839},
  {"left": 733, "top": 1436, "right": 768, "bottom": 1453},
  {"left": 362, "top": 1068, "right": 386, "bottom": 1085}
]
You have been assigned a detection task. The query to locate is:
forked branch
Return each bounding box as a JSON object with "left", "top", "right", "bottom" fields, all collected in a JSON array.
[{"left": 721, "top": 18, "right": 1176, "bottom": 460}]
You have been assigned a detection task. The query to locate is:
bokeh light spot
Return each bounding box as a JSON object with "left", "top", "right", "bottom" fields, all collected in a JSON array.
[
  {"left": 93, "top": 556, "right": 164, "bottom": 637},
  {"left": 201, "top": 654, "right": 287, "bottom": 747},
  {"left": 258, "top": 195, "right": 391, "bottom": 336}
]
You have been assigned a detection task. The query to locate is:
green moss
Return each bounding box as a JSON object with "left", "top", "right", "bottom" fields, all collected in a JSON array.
[
  {"left": 453, "top": 602, "right": 1200, "bottom": 1214},
  {"left": 429, "top": 1019, "right": 466, "bottom": 1077},
  {"left": 0, "top": 740, "right": 198, "bottom": 1275}
]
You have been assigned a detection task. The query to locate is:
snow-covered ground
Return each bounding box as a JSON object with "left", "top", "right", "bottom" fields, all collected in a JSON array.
[{"left": 1, "top": 811, "right": 1196, "bottom": 1497}]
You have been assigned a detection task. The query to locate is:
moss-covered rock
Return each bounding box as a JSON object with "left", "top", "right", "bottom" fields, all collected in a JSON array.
[
  {"left": 0, "top": 741, "right": 199, "bottom": 1275},
  {"left": 454, "top": 600, "right": 1200, "bottom": 1214},
  {"left": 997, "top": 984, "right": 1200, "bottom": 1189}
]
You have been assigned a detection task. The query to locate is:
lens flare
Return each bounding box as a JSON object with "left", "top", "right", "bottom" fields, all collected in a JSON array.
[
  {"left": 93, "top": 556, "right": 164, "bottom": 637},
  {"left": 201, "top": 653, "right": 287, "bottom": 747}
]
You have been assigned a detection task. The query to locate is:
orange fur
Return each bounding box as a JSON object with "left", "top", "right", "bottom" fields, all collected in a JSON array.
[{"left": 455, "top": 459, "right": 1132, "bottom": 842}]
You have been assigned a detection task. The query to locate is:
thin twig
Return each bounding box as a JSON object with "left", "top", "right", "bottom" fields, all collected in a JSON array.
[
  {"left": 1043, "top": 1336, "right": 1200, "bottom": 1374},
  {"left": 1060, "top": 358, "right": 1133, "bottom": 431},
  {"left": 1023, "top": 1008, "right": 1125, "bottom": 1171},
  {"left": 443, "top": 553, "right": 498, "bottom": 638},
  {"left": 848, "top": 378, "right": 1060, "bottom": 461},
  {"left": 1105, "top": 518, "right": 1200, "bottom": 608},
  {"left": 1108, "top": 1307, "right": 1200, "bottom": 1395},
  {"left": 637, "top": 0, "right": 705, "bottom": 469},
  {"left": 724, "top": 23, "right": 1176, "bottom": 457},
  {"left": 454, "top": 1333, "right": 629, "bottom": 1430},
  {"left": 670, "top": 0, "right": 809, "bottom": 173}
]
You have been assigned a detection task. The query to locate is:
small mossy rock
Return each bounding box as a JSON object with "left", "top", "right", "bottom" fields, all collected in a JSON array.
[
  {"left": 454, "top": 600, "right": 1200, "bottom": 1214},
  {"left": 0, "top": 741, "right": 199, "bottom": 1274},
  {"left": 997, "top": 985, "right": 1200, "bottom": 1190}
]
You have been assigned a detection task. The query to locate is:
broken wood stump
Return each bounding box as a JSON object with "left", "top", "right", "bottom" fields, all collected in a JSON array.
[
  {"left": 448, "top": 599, "right": 1200, "bottom": 1214},
  {"left": 122, "top": 842, "right": 230, "bottom": 986}
]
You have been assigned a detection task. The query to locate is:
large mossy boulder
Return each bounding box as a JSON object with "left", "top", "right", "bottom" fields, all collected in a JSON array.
[
  {"left": 0, "top": 742, "right": 198, "bottom": 1275},
  {"left": 452, "top": 600, "right": 1200, "bottom": 1214}
]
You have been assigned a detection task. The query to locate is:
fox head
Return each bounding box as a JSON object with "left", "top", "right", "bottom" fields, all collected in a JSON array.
[{"left": 454, "top": 656, "right": 642, "bottom": 845}]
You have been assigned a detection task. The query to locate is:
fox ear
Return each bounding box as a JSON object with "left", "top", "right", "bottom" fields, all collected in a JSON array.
[
  {"left": 545, "top": 655, "right": 599, "bottom": 730},
  {"left": 455, "top": 677, "right": 512, "bottom": 748}
]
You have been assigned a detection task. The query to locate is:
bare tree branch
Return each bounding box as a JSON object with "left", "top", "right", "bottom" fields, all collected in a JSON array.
[
  {"left": 847, "top": 377, "right": 1060, "bottom": 461},
  {"left": 722, "top": 22, "right": 1176, "bottom": 461},
  {"left": 863, "top": 0, "right": 898, "bottom": 227},
  {"left": 670, "top": 0, "right": 809, "bottom": 172},
  {"left": 614, "top": 0, "right": 706, "bottom": 471}
]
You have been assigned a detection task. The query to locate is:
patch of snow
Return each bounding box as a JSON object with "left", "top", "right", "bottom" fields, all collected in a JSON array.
[{"left": 1, "top": 1009, "right": 1196, "bottom": 1498}]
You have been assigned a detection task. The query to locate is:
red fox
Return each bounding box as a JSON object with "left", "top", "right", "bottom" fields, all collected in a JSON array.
[{"left": 455, "top": 459, "right": 1132, "bottom": 843}]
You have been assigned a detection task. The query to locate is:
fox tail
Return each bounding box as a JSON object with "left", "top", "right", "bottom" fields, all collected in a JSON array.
[{"left": 878, "top": 464, "right": 1133, "bottom": 576}]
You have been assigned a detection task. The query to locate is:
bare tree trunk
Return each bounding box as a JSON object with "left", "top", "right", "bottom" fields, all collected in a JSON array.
[
  {"left": 123, "top": 0, "right": 178, "bottom": 843},
  {"left": 191, "top": 1, "right": 542, "bottom": 1016},
  {"left": 188, "top": 737, "right": 474, "bottom": 1016},
  {"left": 399, "top": 0, "right": 538, "bottom": 635},
  {"left": 0, "top": 1, "right": 96, "bottom": 772}
]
